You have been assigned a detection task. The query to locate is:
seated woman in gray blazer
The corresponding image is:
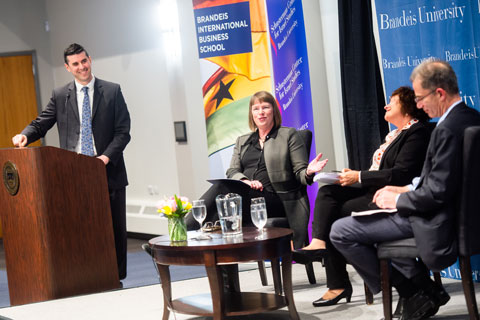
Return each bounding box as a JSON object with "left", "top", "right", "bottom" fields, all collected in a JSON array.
[
  {"left": 186, "top": 90, "right": 327, "bottom": 248},
  {"left": 293, "top": 86, "right": 432, "bottom": 307}
]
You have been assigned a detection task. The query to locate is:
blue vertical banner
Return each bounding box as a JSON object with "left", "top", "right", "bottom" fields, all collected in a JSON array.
[
  {"left": 265, "top": 0, "right": 317, "bottom": 237},
  {"left": 374, "top": 0, "right": 480, "bottom": 281},
  {"left": 375, "top": 1, "right": 480, "bottom": 112}
]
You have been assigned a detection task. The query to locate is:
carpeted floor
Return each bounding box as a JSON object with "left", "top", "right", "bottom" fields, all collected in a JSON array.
[
  {"left": 0, "top": 239, "right": 479, "bottom": 319},
  {"left": 121, "top": 250, "right": 208, "bottom": 289},
  {"left": 0, "top": 237, "right": 213, "bottom": 308},
  {"left": 0, "top": 263, "right": 478, "bottom": 320}
]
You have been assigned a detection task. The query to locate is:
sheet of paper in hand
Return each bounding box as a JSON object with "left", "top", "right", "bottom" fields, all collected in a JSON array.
[
  {"left": 351, "top": 208, "right": 397, "bottom": 216},
  {"left": 313, "top": 172, "right": 340, "bottom": 184}
]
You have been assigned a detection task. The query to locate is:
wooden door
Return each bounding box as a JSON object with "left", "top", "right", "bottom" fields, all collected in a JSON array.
[
  {"left": 0, "top": 53, "right": 41, "bottom": 237},
  {"left": 0, "top": 53, "right": 41, "bottom": 148}
]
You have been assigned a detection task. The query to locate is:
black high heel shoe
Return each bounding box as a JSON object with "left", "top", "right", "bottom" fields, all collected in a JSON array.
[
  {"left": 312, "top": 285, "right": 353, "bottom": 307},
  {"left": 292, "top": 248, "right": 327, "bottom": 264}
]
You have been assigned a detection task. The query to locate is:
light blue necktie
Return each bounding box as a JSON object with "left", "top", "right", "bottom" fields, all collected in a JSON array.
[{"left": 80, "top": 86, "right": 95, "bottom": 156}]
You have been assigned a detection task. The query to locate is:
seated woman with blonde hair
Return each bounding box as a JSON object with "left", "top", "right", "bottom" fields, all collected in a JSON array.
[{"left": 186, "top": 90, "right": 327, "bottom": 248}]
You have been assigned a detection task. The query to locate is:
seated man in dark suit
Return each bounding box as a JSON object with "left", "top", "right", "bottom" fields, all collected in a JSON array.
[{"left": 330, "top": 60, "right": 480, "bottom": 319}]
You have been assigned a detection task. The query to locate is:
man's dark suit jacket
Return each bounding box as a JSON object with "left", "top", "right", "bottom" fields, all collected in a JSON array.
[
  {"left": 21, "top": 78, "right": 131, "bottom": 189},
  {"left": 398, "top": 102, "right": 480, "bottom": 270}
]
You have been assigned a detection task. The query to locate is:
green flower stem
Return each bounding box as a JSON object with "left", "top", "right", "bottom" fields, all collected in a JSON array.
[{"left": 168, "top": 216, "right": 187, "bottom": 242}]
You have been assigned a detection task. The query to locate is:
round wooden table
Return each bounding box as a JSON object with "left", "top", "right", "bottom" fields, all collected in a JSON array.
[{"left": 149, "top": 227, "right": 299, "bottom": 320}]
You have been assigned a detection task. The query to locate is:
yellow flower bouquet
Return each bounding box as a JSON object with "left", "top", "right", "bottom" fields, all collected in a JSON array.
[{"left": 157, "top": 195, "right": 192, "bottom": 242}]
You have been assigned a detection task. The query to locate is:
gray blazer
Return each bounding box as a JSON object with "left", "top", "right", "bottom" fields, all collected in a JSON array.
[
  {"left": 21, "top": 78, "right": 131, "bottom": 189},
  {"left": 226, "top": 126, "right": 313, "bottom": 246}
]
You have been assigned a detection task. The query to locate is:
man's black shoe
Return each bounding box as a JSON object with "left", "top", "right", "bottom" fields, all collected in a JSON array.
[
  {"left": 401, "top": 290, "right": 437, "bottom": 320},
  {"left": 421, "top": 283, "right": 450, "bottom": 318},
  {"left": 429, "top": 283, "right": 450, "bottom": 306}
]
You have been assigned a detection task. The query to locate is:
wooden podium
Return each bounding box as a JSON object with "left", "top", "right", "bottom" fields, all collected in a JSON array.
[{"left": 0, "top": 146, "right": 119, "bottom": 305}]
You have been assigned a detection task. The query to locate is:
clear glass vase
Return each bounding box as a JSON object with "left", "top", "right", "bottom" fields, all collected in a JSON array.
[{"left": 168, "top": 216, "right": 187, "bottom": 242}]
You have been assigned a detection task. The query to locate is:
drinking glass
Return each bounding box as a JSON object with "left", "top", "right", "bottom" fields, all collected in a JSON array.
[
  {"left": 192, "top": 199, "right": 207, "bottom": 232},
  {"left": 251, "top": 203, "right": 267, "bottom": 238},
  {"left": 251, "top": 197, "right": 266, "bottom": 206}
]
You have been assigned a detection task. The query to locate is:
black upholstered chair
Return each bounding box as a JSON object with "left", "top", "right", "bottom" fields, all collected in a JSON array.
[
  {"left": 377, "top": 126, "right": 480, "bottom": 320},
  {"left": 257, "top": 129, "right": 316, "bottom": 291}
]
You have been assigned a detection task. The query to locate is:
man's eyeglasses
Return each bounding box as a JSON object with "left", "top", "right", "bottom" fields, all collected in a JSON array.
[{"left": 415, "top": 90, "right": 436, "bottom": 103}]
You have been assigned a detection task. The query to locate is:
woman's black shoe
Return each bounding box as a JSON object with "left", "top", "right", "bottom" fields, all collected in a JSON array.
[
  {"left": 312, "top": 285, "right": 353, "bottom": 307},
  {"left": 292, "top": 248, "right": 327, "bottom": 264}
]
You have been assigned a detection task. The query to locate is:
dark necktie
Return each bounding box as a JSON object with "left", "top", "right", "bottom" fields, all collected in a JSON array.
[{"left": 80, "top": 86, "right": 94, "bottom": 156}]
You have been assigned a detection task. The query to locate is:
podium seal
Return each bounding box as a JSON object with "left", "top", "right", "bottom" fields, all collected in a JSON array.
[{"left": 3, "top": 161, "right": 19, "bottom": 196}]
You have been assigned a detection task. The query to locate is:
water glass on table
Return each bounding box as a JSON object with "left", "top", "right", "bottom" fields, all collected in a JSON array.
[
  {"left": 192, "top": 199, "right": 207, "bottom": 232},
  {"left": 250, "top": 197, "right": 267, "bottom": 238}
]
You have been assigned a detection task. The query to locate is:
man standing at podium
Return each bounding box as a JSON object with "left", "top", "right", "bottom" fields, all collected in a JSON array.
[{"left": 12, "top": 43, "right": 131, "bottom": 280}]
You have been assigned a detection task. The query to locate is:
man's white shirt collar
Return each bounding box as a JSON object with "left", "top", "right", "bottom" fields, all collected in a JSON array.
[
  {"left": 75, "top": 76, "right": 95, "bottom": 92},
  {"left": 437, "top": 99, "right": 462, "bottom": 125}
]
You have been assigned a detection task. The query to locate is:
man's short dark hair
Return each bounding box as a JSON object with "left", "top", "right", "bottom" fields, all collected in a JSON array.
[{"left": 64, "top": 43, "right": 89, "bottom": 64}]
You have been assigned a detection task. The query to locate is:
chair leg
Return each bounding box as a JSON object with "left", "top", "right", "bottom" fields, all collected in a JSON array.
[
  {"left": 272, "top": 257, "right": 283, "bottom": 295},
  {"left": 258, "top": 261, "right": 268, "bottom": 286},
  {"left": 380, "top": 259, "right": 392, "bottom": 320},
  {"left": 223, "top": 264, "right": 241, "bottom": 293},
  {"left": 305, "top": 262, "right": 316, "bottom": 284},
  {"left": 459, "top": 256, "right": 480, "bottom": 320},
  {"left": 364, "top": 282, "right": 374, "bottom": 305}
]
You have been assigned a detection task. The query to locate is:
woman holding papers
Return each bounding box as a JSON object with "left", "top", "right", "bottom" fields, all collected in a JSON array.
[
  {"left": 185, "top": 91, "right": 327, "bottom": 247},
  {"left": 293, "top": 86, "right": 432, "bottom": 307}
]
